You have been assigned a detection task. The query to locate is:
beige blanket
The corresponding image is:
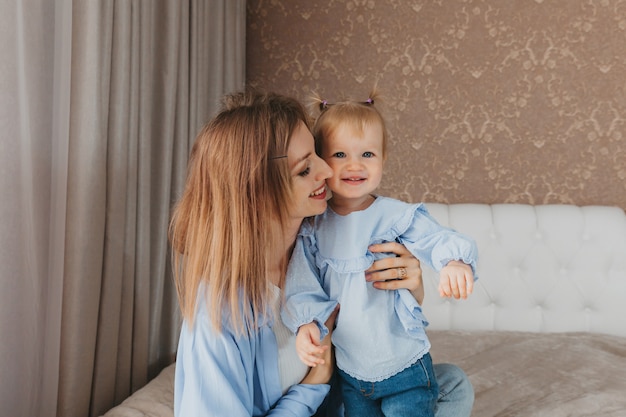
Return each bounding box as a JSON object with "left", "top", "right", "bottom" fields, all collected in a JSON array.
[
  {"left": 429, "top": 330, "right": 626, "bottom": 417},
  {"left": 103, "top": 330, "right": 626, "bottom": 416}
]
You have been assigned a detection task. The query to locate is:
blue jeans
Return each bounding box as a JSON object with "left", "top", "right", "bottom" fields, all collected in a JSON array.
[
  {"left": 337, "top": 353, "right": 438, "bottom": 417},
  {"left": 432, "top": 363, "right": 474, "bottom": 417},
  {"left": 312, "top": 362, "right": 474, "bottom": 417}
]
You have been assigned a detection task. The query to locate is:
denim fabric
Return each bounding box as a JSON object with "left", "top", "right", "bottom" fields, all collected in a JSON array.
[
  {"left": 337, "top": 353, "right": 438, "bottom": 417},
  {"left": 313, "top": 362, "right": 473, "bottom": 417},
  {"left": 432, "top": 363, "right": 474, "bottom": 417}
]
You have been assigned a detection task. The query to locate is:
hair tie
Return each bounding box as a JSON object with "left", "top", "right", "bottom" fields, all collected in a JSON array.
[
  {"left": 320, "top": 99, "right": 330, "bottom": 111},
  {"left": 364, "top": 98, "right": 374, "bottom": 105}
]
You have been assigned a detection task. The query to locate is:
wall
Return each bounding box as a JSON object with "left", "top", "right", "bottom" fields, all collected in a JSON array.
[{"left": 246, "top": 0, "right": 626, "bottom": 210}]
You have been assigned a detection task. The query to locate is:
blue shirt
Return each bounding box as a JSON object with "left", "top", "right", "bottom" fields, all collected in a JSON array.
[
  {"left": 174, "top": 290, "right": 330, "bottom": 416},
  {"left": 282, "top": 197, "right": 478, "bottom": 382}
]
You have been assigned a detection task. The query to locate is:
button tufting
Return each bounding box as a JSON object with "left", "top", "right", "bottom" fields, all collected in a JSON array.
[{"left": 420, "top": 202, "right": 626, "bottom": 337}]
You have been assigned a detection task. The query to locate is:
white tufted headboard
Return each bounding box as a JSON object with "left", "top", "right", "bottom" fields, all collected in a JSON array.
[{"left": 421, "top": 203, "right": 626, "bottom": 338}]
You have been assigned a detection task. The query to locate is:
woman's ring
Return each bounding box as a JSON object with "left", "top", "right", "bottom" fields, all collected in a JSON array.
[{"left": 398, "top": 267, "right": 408, "bottom": 279}]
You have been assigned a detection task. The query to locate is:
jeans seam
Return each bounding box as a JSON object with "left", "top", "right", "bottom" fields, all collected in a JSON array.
[
  {"left": 358, "top": 380, "right": 376, "bottom": 398},
  {"left": 417, "top": 358, "right": 432, "bottom": 388}
]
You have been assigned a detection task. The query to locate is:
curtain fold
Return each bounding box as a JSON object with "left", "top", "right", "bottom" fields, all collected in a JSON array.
[
  {"left": 1, "top": 1, "right": 56, "bottom": 416},
  {"left": 0, "top": 1, "right": 245, "bottom": 417}
]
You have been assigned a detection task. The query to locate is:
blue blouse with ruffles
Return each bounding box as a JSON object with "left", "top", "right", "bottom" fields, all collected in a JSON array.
[{"left": 281, "top": 197, "right": 478, "bottom": 382}]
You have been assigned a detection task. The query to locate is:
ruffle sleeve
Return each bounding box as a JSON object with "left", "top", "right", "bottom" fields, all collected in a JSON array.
[
  {"left": 369, "top": 200, "right": 478, "bottom": 336},
  {"left": 385, "top": 202, "right": 479, "bottom": 276},
  {"left": 394, "top": 289, "right": 429, "bottom": 337},
  {"left": 281, "top": 225, "right": 339, "bottom": 340}
]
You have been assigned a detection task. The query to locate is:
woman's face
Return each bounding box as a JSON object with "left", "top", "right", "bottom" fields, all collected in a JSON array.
[{"left": 287, "top": 121, "right": 333, "bottom": 221}]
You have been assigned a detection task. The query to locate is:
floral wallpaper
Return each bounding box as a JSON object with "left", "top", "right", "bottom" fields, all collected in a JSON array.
[{"left": 246, "top": 0, "right": 626, "bottom": 211}]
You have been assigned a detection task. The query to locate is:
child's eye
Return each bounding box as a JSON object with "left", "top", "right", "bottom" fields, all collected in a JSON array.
[
  {"left": 333, "top": 152, "right": 346, "bottom": 158},
  {"left": 363, "top": 151, "right": 374, "bottom": 158}
]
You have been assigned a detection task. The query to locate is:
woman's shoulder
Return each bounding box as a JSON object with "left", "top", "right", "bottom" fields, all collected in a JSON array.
[{"left": 190, "top": 285, "right": 272, "bottom": 338}]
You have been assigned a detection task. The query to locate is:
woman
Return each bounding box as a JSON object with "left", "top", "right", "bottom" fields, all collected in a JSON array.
[{"left": 169, "top": 90, "right": 474, "bottom": 416}]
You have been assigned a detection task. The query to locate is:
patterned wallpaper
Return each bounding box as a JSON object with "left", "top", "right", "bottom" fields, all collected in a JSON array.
[{"left": 246, "top": 0, "right": 626, "bottom": 210}]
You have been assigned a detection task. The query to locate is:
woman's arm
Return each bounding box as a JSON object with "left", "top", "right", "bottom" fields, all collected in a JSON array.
[
  {"left": 365, "top": 241, "right": 424, "bottom": 304},
  {"left": 175, "top": 307, "right": 330, "bottom": 417}
]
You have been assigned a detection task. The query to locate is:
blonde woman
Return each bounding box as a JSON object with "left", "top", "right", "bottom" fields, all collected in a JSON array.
[{"left": 169, "top": 90, "right": 474, "bottom": 416}]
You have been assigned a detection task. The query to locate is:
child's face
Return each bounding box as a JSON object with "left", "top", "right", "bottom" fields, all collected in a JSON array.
[{"left": 321, "top": 122, "right": 384, "bottom": 201}]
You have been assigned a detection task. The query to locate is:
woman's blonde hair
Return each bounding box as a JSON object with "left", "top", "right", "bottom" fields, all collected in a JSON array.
[
  {"left": 169, "top": 89, "right": 309, "bottom": 333},
  {"left": 310, "top": 88, "right": 388, "bottom": 161}
]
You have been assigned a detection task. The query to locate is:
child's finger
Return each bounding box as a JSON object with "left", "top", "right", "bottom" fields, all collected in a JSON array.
[
  {"left": 449, "top": 278, "right": 461, "bottom": 299},
  {"left": 439, "top": 282, "right": 451, "bottom": 297},
  {"left": 301, "top": 355, "right": 323, "bottom": 367},
  {"left": 300, "top": 346, "right": 329, "bottom": 367},
  {"left": 466, "top": 276, "right": 474, "bottom": 295},
  {"left": 453, "top": 276, "right": 467, "bottom": 299}
]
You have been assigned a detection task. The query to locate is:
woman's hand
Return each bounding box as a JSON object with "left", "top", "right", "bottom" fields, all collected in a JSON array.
[
  {"left": 365, "top": 242, "right": 424, "bottom": 305},
  {"left": 300, "top": 306, "right": 338, "bottom": 385}
]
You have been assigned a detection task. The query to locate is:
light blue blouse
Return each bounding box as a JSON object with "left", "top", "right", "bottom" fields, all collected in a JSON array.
[
  {"left": 282, "top": 197, "right": 478, "bottom": 382},
  {"left": 174, "top": 290, "right": 330, "bottom": 416}
]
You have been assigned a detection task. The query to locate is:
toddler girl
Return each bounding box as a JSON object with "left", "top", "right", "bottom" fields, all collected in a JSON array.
[{"left": 282, "top": 91, "right": 478, "bottom": 417}]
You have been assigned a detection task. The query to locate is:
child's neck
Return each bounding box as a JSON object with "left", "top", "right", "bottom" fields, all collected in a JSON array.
[{"left": 328, "top": 194, "right": 376, "bottom": 216}]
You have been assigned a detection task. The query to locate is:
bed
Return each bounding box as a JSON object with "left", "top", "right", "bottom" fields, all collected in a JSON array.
[{"left": 102, "top": 203, "right": 626, "bottom": 417}]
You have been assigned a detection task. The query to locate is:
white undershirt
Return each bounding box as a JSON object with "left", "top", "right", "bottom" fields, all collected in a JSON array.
[{"left": 270, "top": 284, "right": 309, "bottom": 394}]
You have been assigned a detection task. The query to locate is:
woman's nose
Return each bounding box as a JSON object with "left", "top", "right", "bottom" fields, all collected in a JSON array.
[{"left": 316, "top": 157, "right": 333, "bottom": 180}]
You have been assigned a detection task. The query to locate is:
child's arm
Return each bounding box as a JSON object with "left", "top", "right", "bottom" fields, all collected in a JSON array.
[
  {"left": 397, "top": 204, "right": 478, "bottom": 300},
  {"left": 439, "top": 260, "right": 474, "bottom": 299},
  {"left": 282, "top": 235, "right": 338, "bottom": 340}
]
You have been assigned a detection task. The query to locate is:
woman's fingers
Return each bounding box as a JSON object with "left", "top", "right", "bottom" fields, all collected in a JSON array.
[{"left": 366, "top": 242, "right": 410, "bottom": 273}]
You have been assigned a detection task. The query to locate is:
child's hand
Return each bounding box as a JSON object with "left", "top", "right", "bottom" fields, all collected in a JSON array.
[
  {"left": 296, "top": 322, "right": 329, "bottom": 367},
  {"left": 300, "top": 307, "right": 339, "bottom": 385},
  {"left": 439, "top": 260, "right": 474, "bottom": 299}
]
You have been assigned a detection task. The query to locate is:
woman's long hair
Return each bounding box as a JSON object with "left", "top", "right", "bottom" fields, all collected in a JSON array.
[{"left": 169, "top": 90, "right": 310, "bottom": 333}]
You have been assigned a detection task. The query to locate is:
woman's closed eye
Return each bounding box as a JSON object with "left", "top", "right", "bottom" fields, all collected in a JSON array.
[{"left": 298, "top": 163, "right": 311, "bottom": 177}]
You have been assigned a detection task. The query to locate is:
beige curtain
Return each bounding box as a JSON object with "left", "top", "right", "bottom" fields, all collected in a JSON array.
[{"left": 0, "top": 1, "right": 245, "bottom": 417}]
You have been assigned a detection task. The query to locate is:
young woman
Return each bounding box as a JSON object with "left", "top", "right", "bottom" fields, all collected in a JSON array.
[{"left": 168, "top": 89, "right": 474, "bottom": 416}]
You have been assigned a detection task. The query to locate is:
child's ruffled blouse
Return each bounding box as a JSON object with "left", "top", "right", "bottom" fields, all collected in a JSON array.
[{"left": 282, "top": 197, "right": 478, "bottom": 382}]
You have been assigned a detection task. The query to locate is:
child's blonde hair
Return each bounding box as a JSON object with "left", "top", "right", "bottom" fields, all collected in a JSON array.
[
  {"left": 310, "top": 88, "right": 388, "bottom": 161},
  {"left": 169, "top": 89, "right": 310, "bottom": 333}
]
